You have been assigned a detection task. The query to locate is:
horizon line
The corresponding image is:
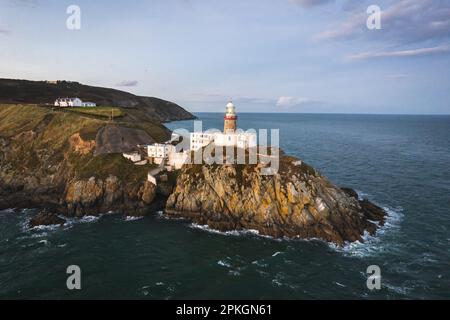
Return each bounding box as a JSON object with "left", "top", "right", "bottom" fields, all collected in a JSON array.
[{"left": 190, "top": 111, "right": 450, "bottom": 116}]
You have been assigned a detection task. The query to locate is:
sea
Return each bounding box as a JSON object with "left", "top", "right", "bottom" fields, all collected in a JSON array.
[{"left": 1, "top": 113, "right": 449, "bottom": 299}]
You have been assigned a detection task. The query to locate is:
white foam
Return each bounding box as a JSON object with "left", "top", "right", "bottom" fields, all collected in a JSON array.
[
  {"left": 272, "top": 251, "right": 283, "bottom": 257},
  {"left": 30, "top": 224, "right": 61, "bottom": 232},
  {"left": 79, "top": 215, "right": 101, "bottom": 223},
  {"left": 124, "top": 216, "right": 144, "bottom": 221},
  {"left": 217, "top": 259, "right": 232, "bottom": 268},
  {"left": 330, "top": 204, "right": 404, "bottom": 258},
  {"left": 190, "top": 223, "right": 276, "bottom": 239}
]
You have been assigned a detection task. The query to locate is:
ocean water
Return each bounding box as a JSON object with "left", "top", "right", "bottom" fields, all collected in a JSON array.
[{"left": 1, "top": 113, "right": 449, "bottom": 299}]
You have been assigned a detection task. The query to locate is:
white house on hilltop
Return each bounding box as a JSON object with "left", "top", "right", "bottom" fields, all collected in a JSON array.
[{"left": 54, "top": 97, "right": 96, "bottom": 107}]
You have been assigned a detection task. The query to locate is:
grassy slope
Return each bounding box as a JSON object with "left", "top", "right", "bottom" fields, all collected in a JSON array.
[
  {"left": 65, "top": 106, "right": 126, "bottom": 119},
  {"left": 0, "top": 104, "right": 160, "bottom": 182},
  {"left": 0, "top": 78, "right": 195, "bottom": 122}
]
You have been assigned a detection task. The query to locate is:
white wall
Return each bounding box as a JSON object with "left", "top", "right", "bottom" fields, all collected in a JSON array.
[
  {"left": 147, "top": 144, "right": 175, "bottom": 161},
  {"left": 123, "top": 152, "right": 142, "bottom": 162},
  {"left": 190, "top": 132, "right": 214, "bottom": 151},
  {"left": 147, "top": 174, "right": 157, "bottom": 186}
]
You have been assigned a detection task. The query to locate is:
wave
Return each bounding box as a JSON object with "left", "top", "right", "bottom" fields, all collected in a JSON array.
[
  {"left": 217, "top": 259, "right": 232, "bottom": 268},
  {"left": 0, "top": 208, "right": 17, "bottom": 214},
  {"left": 329, "top": 203, "right": 404, "bottom": 258},
  {"left": 189, "top": 223, "right": 276, "bottom": 239},
  {"left": 189, "top": 191, "right": 402, "bottom": 259},
  {"left": 124, "top": 216, "right": 144, "bottom": 221},
  {"left": 18, "top": 210, "right": 104, "bottom": 237}
]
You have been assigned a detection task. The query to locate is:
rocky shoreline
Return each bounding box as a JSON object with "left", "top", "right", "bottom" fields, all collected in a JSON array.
[
  {"left": 1, "top": 156, "right": 386, "bottom": 246},
  {"left": 165, "top": 156, "right": 386, "bottom": 245}
]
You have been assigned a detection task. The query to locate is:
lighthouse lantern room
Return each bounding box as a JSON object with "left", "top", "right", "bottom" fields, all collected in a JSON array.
[{"left": 224, "top": 101, "right": 237, "bottom": 133}]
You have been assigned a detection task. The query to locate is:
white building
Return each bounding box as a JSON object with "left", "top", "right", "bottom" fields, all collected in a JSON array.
[
  {"left": 129, "top": 101, "right": 258, "bottom": 174},
  {"left": 147, "top": 143, "right": 173, "bottom": 159},
  {"left": 189, "top": 102, "right": 257, "bottom": 151},
  {"left": 122, "top": 151, "right": 142, "bottom": 163},
  {"left": 214, "top": 131, "right": 257, "bottom": 149},
  {"left": 54, "top": 97, "right": 82, "bottom": 107},
  {"left": 189, "top": 131, "right": 257, "bottom": 151},
  {"left": 190, "top": 132, "right": 215, "bottom": 151},
  {"left": 189, "top": 131, "right": 256, "bottom": 150},
  {"left": 54, "top": 97, "right": 96, "bottom": 107},
  {"left": 147, "top": 173, "right": 157, "bottom": 186}
]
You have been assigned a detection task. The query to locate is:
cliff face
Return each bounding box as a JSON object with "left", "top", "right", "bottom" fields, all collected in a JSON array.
[
  {"left": 64, "top": 176, "right": 156, "bottom": 217},
  {"left": 165, "top": 155, "right": 386, "bottom": 245},
  {"left": 0, "top": 104, "right": 168, "bottom": 216}
]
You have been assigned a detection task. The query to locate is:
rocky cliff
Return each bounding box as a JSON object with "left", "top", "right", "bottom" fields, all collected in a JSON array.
[
  {"left": 165, "top": 154, "right": 385, "bottom": 245},
  {"left": 0, "top": 104, "right": 171, "bottom": 217}
]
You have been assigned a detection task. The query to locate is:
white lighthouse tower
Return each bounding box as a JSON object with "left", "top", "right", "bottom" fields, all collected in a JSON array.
[{"left": 224, "top": 101, "right": 237, "bottom": 133}]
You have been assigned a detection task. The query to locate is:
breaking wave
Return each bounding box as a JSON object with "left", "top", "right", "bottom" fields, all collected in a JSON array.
[
  {"left": 189, "top": 223, "right": 277, "bottom": 240},
  {"left": 329, "top": 201, "right": 404, "bottom": 258}
]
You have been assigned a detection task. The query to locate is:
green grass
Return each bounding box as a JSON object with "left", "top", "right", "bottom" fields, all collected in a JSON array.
[
  {"left": 0, "top": 104, "right": 168, "bottom": 181},
  {"left": 72, "top": 153, "right": 157, "bottom": 182},
  {"left": 66, "top": 106, "right": 126, "bottom": 119},
  {"left": 0, "top": 104, "right": 48, "bottom": 137}
]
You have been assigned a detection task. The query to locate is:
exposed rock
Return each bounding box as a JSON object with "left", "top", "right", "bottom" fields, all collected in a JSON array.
[
  {"left": 29, "top": 210, "right": 66, "bottom": 228},
  {"left": 64, "top": 175, "right": 157, "bottom": 217},
  {"left": 165, "top": 155, "right": 386, "bottom": 245},
  {"left": 0, "top": 103, "right": 172, "bottom": 215},
  {"left": 94, "top": 125, "right": 154, "bottom": 155},
  {"left": 69, "top": 133, "right": 96, "bottom": 155},
  {"left": 340, "top": 187, "right": 359, "bottom": 199}
]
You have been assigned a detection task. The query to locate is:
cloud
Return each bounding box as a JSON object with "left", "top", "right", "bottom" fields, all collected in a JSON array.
[
  {"left": 289, "top": 0, "right": 334, "bottom": 8},
  {"left": 347, "top": 45, "right": 450, "bottom": 61},
  {"left": 116, "top": 80, "right": 138, "bottom": 87},
  {"left": 316, "top": 0, "right": 450, "bottom": 45},
  {"left": 388, "top": 74, "right": 410, "bottom": 79},
  {"left": 276, "top": 96, "right": 311, "bottom": 108}
]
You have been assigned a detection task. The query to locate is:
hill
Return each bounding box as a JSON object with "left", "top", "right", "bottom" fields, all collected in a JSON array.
[
  {"left": 0, "top": 78, "right": 194, "bottom": 122},
  {"left": 0, "top": 104, "right": 171, "bottom": 214}
]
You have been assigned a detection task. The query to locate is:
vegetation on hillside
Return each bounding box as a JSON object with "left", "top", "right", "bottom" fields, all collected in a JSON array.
[
  {"left": 0, "top": 78, "right": 195, "bottom": 122},
  {"left": 65, "top": 106, "right": 126, "bottom": 119},
  {"left": 0, "top": 104, "right": 166, "bottom": 183}
]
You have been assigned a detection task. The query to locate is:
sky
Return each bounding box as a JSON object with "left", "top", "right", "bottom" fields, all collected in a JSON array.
[{"left": 0, "top": 0, "right": 449, "bottom": 114}]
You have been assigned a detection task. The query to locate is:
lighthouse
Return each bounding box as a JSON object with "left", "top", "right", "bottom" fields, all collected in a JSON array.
[{"left": 224, "top": 101, "right": 237, "bottom": 133}]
